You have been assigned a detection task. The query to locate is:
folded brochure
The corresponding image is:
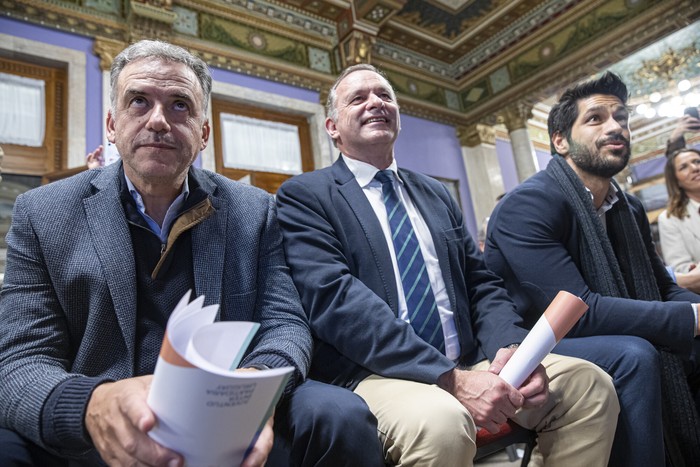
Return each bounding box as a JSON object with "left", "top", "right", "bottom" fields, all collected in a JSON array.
[{"left": 147, "top": 291, "right": 293, "bottom": 466}]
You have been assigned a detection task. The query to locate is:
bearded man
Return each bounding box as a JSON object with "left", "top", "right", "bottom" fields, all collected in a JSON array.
[{"left": 485, "top": 71, "right": 700, "bottom": 466}]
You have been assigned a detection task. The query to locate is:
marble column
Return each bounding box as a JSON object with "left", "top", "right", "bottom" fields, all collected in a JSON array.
[
  {"left": 502, "top": 103, "right": 539, "bottom": 182},
  {"left": 457, "top": 124, "right": 505, "bottom": 228}
]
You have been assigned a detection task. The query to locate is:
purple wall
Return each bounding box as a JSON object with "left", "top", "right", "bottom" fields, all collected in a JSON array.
[
  {"left": 210, "top": 67, "right": 319, "bottom": 103},
  {"left": 394, "top": 115, "right": 477, "bottom": 237},
  {"left": 3, "top": 17, "right": 479, "bottom": 236},
  {"left": 1, "top": 16, "right": 103, "bottom": 153},
  {"left": 536, "top": 149, "right": 552, "bottom": 171}
]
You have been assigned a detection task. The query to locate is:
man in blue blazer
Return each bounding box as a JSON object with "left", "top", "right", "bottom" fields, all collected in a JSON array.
[
  {"left": 276, "top": 64, "right": 619, "bottom": 466},
  {"left": 0, "top": 40, "right": 381, "bottom": 466},
  {"left": 485, "top": 72, "right": 700, "bottom": 466}
]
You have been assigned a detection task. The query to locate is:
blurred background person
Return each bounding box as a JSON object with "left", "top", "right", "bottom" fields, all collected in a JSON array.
[
  {"left": 666, "top": 107, "right": 700, "bottom": 156},
  {"left": 477, "top": 216, "right": 489, "bottom": 252},
  {"left": 659, "top": 148, "right": 700, "bottom": 293},
  {"left": 85, "top": 144, "right": 104, "bottom": 169}
]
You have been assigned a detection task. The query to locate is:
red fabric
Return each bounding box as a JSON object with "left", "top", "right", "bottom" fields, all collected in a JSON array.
[{"left": 476, "top": 422, "right": 515, "bottom": 447}]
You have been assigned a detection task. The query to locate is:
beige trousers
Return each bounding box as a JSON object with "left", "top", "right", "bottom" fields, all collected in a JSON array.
[{"left": 354, "top": 353, "right": 619, "bottom": 467}]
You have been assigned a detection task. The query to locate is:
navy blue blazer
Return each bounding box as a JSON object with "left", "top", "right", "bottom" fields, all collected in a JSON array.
[
  {"left": 277, "top": 157, "right": 527, "bottom": 390},
  {"left": 485, "top": 168, "right": 700, "bottom": 356}
]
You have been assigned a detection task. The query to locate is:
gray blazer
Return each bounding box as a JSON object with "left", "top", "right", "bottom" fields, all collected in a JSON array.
[{"left": 0, "top": 162, "right": 311, "bottom": 457}]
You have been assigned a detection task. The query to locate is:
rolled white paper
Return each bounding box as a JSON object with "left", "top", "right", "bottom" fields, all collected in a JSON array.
[{"left": 498, "top": 290, "right": 588, "bottom": 389}]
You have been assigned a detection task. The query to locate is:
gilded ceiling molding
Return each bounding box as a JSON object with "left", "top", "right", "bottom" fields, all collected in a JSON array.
[
  {"left": 455, "top": 124, "right": 495, "bottom": 148},
  {"left": 634, "top": 45, "right": 700, "bottom": 84},
  {"left": 2, "top": 0, "right": 127, "bottom": 43},
  {"left": 355, "top": 0, "right": 406, "bottom": 28},
  {"left": 94, "top": 38, "right": 128, "bottom": 72},
  {"left": 456, "top": 0, "right": 700, "bottom": 127},
  {"left": 174, "top": 0, "right": 337, "bottom": 50},
  {"left": 127, "top": 0, "right": 177, "bottom": 42},
  {"left": 175, "top": 36, "right": 333, "bottom": 92},
  {"left": 130, "top": 0, "right": 176, "bottom": 22},
  {"left": 5, "top": 0, "right": 700, "bottom": 131},
  {"left": 455, "top": 0, "right": 611, "bottom": 90},
  {"left": 451, "top": 0, "right": 577, "bottom": 75}
]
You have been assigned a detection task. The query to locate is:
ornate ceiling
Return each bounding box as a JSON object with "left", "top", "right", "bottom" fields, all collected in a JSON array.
[{"left": 4, "top": 0, "right": 700, "bottom": 130}]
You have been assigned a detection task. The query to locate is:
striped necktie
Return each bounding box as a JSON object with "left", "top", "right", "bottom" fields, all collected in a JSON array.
[{"left": 374, "top": 170, "right": 444, "bottom": 352}]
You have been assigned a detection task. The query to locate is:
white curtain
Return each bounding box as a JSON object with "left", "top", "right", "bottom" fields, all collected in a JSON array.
[
  {"left": 220, "top": 113, "right": 302, "bottom": 174},
  {"left": 0, "top": 72, "right": 45, "bottom": 147}
]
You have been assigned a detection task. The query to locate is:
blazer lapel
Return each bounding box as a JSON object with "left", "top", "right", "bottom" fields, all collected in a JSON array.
[
  {"left": 190, "top": 170, "right": 225, "bottom": 313},
  {"left": 84, "top": 163, "right": 137, "bottom": 366},
  {"left": 332, "top": 158, "right": 401, "bottom": 315}
]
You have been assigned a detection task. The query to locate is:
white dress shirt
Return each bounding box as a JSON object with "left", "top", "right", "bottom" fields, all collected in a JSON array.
[{"left": 342, "top": 155, "right": 461, "bottom": 360}]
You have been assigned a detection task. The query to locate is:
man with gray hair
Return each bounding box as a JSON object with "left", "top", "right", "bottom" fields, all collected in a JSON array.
[
  {"left": 0, "top": 40, "right": 381, "bottom": 466},
  {"left": 277, "top": 63, "right": 619, "bottom": 466}
]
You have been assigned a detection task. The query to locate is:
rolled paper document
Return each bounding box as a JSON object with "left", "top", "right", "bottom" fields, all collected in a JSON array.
[{"left": 498, "top": 290, "right": 588, "bottom": 389}]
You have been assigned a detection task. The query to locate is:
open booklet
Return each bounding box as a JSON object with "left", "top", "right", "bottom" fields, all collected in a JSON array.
[{"left": 147, "top": 291, "right": 293, "bottom": 466}]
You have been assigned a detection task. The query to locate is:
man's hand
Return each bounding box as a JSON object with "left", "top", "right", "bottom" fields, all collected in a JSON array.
[
  {"left": 674, "top": 264, "right": 700, "bottom": 294},
  {"left": 438, "top": 366, "right": 524, "bottom": 434},
  {"left": 241, "top": 415, "right": 274, "bottom": 467},
  {"left": 488, "top": 347, "right": 549, "bottom": 409},
  {"left": 85, "top": 375, "right": 183, "bottom": 466}
]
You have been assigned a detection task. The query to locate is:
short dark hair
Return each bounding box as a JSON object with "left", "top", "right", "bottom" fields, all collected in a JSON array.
[{"left": 547, "top": 72, "right": 628, "bottom": 154}]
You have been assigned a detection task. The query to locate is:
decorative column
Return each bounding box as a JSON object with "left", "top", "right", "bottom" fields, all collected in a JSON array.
[
  {"left": 501, "top": 103, "right": 539, "bottom": 182},
  {"left": 457, "top": 124, "right": 505, "bottom": 227}
]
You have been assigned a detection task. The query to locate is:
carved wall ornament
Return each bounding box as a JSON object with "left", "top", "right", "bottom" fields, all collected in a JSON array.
[
  {"left": 500, "top": 103, "right": 534, "bottom": 132},
  {"left": 94, "top": 38, "right": 128, "bottom": 72},
  {"left": 127, "top": 0, "right": 177, "bottom": 42},
  {"left": 456, "top": 124, "right": 496, "bottom": 147},
  {"left": 340, "top": 31, "right": 376, "bottom": 67}
]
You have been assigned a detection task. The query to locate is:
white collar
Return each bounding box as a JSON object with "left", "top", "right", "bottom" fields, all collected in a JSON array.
[{"left": 342, "top": 154, "right": 399, "bottom": 187}]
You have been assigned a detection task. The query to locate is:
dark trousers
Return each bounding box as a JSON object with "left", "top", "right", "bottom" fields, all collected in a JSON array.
[
  {"left": 0, "top": 379, "right": 383, "bottom": 467},
  {"left": 553, "top": 335, "right": 663, "bottom": 467},
  {"left": 269, "top": 379, "right": 383, "bottom": 467}
]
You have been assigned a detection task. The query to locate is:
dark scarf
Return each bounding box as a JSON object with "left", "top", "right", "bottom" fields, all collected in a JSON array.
[{"left": 548, "top": 155, "right": 700, "bottom": 465}]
